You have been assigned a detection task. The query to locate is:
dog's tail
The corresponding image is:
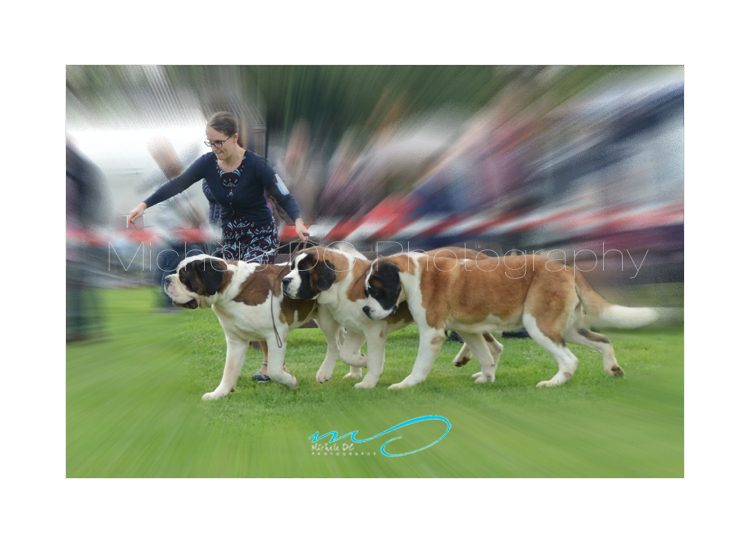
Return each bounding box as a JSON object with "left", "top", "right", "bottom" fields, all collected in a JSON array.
[{"left": 575, "top": 273, "right": 659, "bottom": 329}]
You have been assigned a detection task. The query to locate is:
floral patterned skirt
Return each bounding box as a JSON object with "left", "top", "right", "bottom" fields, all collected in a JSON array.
[{"left": 221, "top": 217, "right": 279, "bottom": 264}]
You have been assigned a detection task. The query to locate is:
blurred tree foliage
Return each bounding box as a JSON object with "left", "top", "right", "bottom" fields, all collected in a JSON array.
[{"left": 66, "top": 65, "right": 669, "bottom": 149}]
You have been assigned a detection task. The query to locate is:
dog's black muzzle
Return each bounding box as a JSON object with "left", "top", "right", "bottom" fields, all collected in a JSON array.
[{"left": 173, "top": 299, "right": 199, "bottom": 309}]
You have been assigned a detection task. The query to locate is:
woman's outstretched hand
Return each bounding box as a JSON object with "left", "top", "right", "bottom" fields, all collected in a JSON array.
[{"left": 127, "top": 202, "right": 147, "bottom": 228}]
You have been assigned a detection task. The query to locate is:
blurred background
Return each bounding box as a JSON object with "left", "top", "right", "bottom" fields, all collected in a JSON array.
[{"left": 66, "top": 65, "right": 683, "bottom": 341}]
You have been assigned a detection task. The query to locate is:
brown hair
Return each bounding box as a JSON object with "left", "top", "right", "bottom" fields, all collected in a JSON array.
[{"left": 207, "top": 111, "right": 242, "bottom": 146}]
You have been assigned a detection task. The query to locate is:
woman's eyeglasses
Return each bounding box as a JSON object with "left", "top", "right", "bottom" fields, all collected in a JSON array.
[{"left": 204, "top": 136, "right": 232, "bottom": 149}]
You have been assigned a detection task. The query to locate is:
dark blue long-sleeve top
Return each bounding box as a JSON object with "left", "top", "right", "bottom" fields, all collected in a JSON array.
[
  {"left": 144, "top": 150, "right": 301, "bottom": 227},
  {"left": 202, "top": 180, "right": 222, "bottom": 225}
]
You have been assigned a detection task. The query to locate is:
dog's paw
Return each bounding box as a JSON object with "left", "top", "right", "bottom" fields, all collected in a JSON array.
[
  {"left": 608, "top": 365, "right": 625, "bottom": 378},
  {"left": 342, "top": 367, "right": 363, "bottom": 379},
  {"left": 290, "top": 377, "right": 299, "bottom": 390},
  {"left": 453, "top": 356, "right": 471, "bottom": 367},
  {"left": 473, "top": 373, "right": 495, "bottom": 384},
  {"left": 316, "top": 369, "right": 332, "bottom": 383},
  {"left": 536, "top": 379, "right": 561, "bottom": 388},
  {"left": 388, "top": 381, "right": 411, "bottom": 390},
  {"left": 340, "top": 353, "right": 367, "bottom": 367},
  {"left": 202, "top": 391, "right": 225, "bottom": 400},
  {"left": 354, "top": 380, "right": 376, "bottom": 389}
]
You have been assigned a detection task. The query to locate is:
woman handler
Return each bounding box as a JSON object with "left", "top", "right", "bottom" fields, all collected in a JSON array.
[
  {"left": 127, "top": 111, "right": 310, "bottom": 381},
  {"left": 128, "top": 111, "right": 309, "bottom": 260}
]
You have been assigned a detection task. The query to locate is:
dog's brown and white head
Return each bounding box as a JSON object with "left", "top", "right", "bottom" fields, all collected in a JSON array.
[
  {"left": 281, "top": 247, "right": 342, "bottom": 300},
  {"left": 164, "top": 255, "right": 231, "bottom": 309},
  {"left": 362, "top": 258, "right": 406, "bottom": 320}
]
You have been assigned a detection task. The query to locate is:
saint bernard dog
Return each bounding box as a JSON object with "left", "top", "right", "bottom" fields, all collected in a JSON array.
[
  {"left": 164, "top": 254, "right": 367, "bottom": 400},
  {"left": 281, "top": 246, "right": 503, "bottom": 388},
  {"left": 362, "top": 253, "right": 659, "bottom": 389}
]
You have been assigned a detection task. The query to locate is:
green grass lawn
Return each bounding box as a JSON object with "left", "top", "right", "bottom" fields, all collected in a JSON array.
[{"left": 67, "top": 287, "right": 683, "bottom": 477}]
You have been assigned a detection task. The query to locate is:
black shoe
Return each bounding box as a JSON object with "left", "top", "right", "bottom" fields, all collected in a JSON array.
[
  {"left": 446, "top": 331, "right": 464, "bottom": 343},
  {"left": 502, "top": 328, "right": 530, "bottom": 339},
  {"left": 252, "top": 370, "right": 272, "bottom": 383}
]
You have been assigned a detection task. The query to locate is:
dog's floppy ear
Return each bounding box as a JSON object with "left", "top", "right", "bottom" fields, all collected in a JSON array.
[
  {"left": 317, "top": 260, "right": 337, "bottom": 292},
  {"left": 203, "top": 262, "right": 225, "bottom": 296},
  {"left": 189, "top": 259, "right": 225, "bottom": 296},
  {"left": 377, "top": 261, "right": 402, "bottom": 297}
]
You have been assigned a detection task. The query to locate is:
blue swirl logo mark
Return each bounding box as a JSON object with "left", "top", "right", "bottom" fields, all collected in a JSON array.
[{"left": 309, "top": 415, "right": 451, "bottom": 457}]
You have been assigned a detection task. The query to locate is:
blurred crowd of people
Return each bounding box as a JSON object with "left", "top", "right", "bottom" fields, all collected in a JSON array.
[{"left": 311, "top": 82, "right": 683, "bottom": 246}]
